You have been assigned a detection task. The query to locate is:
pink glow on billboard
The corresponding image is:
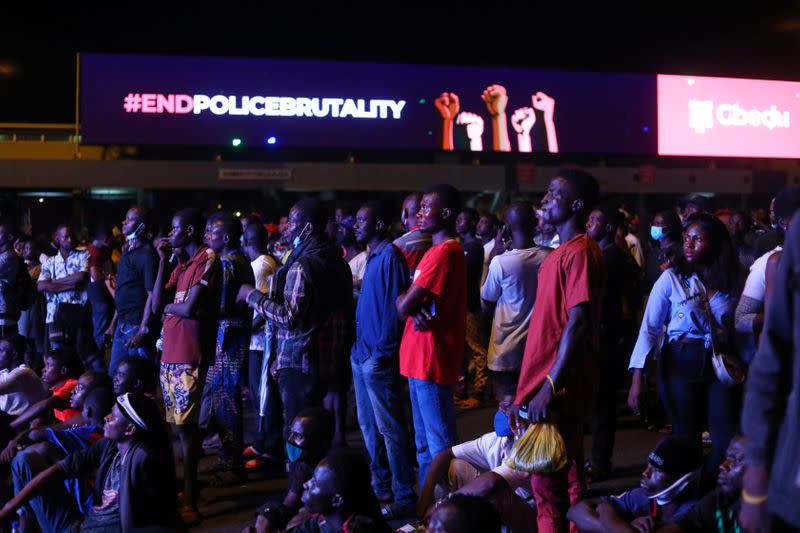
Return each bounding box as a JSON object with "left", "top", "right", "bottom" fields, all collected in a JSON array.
[{"left": 658, "top": 74, "right": 800, "bottom": 158}]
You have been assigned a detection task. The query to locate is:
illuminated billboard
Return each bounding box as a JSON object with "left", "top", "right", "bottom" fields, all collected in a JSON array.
[
  {"left": 657, "top": 74, "right": 800, "bottom": 159},
  {"left": 79, "top": 54, "right": 656, "bottom": 154}
]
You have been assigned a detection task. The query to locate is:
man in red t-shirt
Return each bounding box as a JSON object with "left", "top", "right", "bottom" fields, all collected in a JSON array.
[
  {"left": 152, "top": 208, "right": 220, "bottom": 525},
  {"left": 397, "top": 184, "right": 466, "bottom": 484},
  {"left": 512, "top": 169, "right": 604, "bottom": 533}
]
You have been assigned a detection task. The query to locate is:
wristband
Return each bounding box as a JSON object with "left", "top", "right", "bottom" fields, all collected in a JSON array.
[
  {"left": 546, "top": 374, "right": 556, "bottom": 393},
  {"left": 741, "top": 489, "right": 767, "bottom": 505}
]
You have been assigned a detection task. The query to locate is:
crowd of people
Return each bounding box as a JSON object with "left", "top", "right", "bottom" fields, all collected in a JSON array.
[{"left": 0, "top": 171, "right": 797, "bottom": 532}]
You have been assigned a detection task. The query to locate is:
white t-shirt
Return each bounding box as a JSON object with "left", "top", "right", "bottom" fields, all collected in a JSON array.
[
  {"left": 483, "top": 239, "right": 495, "bottom": 266},
  {"left": 0, "top": 364, "right": 48, "bottom": 416},
  {"left": 348, "top": 251, "right": 368, "bottom": 285},
  {"left": 481, "top": 247, "right": 550, "bottom": 372},
  {"left": 626, "top": 233, "right": 645, "bottom": 269},
  {"left": 452, "top": 431, "right": 532, "bottom": 501},
  {"left": 249, "top": 255, "right": 278, "bottom": 351},
  {"left": 481, "top": 239, "right": 495, "bottom": 284},
  {"left": 742, "top": 246, "right": 782, "bottom": 301}
]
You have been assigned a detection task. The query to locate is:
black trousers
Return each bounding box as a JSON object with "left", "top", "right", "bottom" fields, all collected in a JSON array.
[
  {"left": 589, "top": 336, "right": 627, "bottom": 471},
  {"left": 261, "top": 367, "right": 325, "bottom": 458}
]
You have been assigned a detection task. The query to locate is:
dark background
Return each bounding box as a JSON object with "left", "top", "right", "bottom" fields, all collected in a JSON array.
[{"left": 3, "top": 5, "right": 800, "bottom": 125}]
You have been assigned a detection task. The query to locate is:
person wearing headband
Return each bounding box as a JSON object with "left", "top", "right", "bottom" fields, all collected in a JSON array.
[
  {"left": 0, "top": 392, "right": 183, "bottom": 532},
  {"left": 567, "top": 437, "right": 701, "bottom": 532}
]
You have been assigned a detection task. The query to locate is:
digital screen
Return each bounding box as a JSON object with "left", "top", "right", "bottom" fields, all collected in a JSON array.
[
  {"left": 658, "top": 74, "right": 800, "bottom": 158},
  {"left": 80, "top": 53, "right": 656, "bottom": 154}
]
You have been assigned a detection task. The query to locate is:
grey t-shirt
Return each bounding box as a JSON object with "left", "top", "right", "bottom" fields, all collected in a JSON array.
[
  {"left": 80, "top": 452, "right": 122, "bottom": 532},
  {"left": 480, "top": 247, "right": 551, "bottom": 372}
]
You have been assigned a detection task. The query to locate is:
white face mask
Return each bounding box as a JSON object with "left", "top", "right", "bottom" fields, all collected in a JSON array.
[
  {"left": 648, "top": 471, "right": 696, "bottom": 506},
  {"left": 125, "top": 223, "right": 144, "bottom": 242}
]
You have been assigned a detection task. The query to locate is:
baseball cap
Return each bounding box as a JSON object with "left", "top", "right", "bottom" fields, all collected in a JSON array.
[{"left": 648, "top": 437, "right": 703, "bottom": 479}]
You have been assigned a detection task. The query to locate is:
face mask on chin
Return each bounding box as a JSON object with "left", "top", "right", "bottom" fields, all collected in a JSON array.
[
  {"left": 648, "top": 471, "right": 696, "bottom": 506},
  {"left": 286, "top": 441, "right": 310, "bottom": 463},
  {"left": 126, "top": 223, "right": 144, "bottom": 242},
  {"left": 292, "top": 223, "right": 311, "bottom": 248}
]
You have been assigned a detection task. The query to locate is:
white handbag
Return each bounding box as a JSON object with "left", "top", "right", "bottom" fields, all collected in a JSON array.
[{"left": 701, "top": 291, "right": 745, "bottom": 386}]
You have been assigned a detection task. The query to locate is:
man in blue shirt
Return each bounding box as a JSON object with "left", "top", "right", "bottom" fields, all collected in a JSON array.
[{"left": 351, "top": 200, "right": 416, "bottom": 518}]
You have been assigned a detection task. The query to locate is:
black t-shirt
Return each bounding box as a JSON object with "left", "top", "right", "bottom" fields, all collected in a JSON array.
[
  {"left": 462, "top": 239, "right": 485, "bottom": 313},
  {"left": 601, "top": 244, "right": 627, "bottom": 338},
  {"left": 114, "top": 244, "right": 157, "bottom": 324},
  {"left": 675, "top": 488, "right": 740, "bottom": 532},
  {"left": 754, "top": 228, "right": 782, "bottom": 257}
]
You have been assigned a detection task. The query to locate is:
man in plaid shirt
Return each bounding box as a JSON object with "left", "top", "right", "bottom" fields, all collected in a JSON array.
[{"left": 241, "top": 198, "right": 354, "bottom": 450}]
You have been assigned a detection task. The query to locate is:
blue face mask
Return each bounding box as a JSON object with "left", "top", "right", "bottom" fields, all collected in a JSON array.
[
  {"left": 286, "top": 441, "right": 306, "bottom": 463},
  {"left": 650, "top": 226, "right": 666, "bottom": 241},
  {"left": 292, "top": 223, "right": 311, "bottom": 248},
  {"left": 494, "top": 410, "right": 513, "bottom": 437}
]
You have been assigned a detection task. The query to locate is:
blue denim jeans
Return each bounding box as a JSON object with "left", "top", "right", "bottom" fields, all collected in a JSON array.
[
  {"left": 352, "top": 355, "right": 416, "bottom": 506},
  {"left": 109, "top": 321, "right": 152, "bottom": 377},
  {"left": 12, "top": 450, "right": 82, "bottom": 533},
  {"left": 408, "top": 377, "right": 459, "bottom": 485}
]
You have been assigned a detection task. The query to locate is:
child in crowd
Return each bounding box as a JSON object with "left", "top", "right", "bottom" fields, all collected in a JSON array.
[
  {"left": 112, "top": 356, "right": 156, "bottom": 396},
  {"left": 11, "top": 349, "right": 80, "bottom": 430}
]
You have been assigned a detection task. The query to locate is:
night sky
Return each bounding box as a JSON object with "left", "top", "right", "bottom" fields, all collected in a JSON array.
[{"left": 2, "top": 7, "right": 799, "bottom": 124}]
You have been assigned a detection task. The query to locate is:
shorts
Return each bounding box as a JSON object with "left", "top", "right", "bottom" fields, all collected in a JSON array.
[{"left": 160, "top": 362, "right": 203, "bottom": 425}]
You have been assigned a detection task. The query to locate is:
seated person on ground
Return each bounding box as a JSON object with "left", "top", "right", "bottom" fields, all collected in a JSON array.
[
  {"left": 112, "top": 356, "right": 157, "bottom": 396},
  {"left": 426, "top": 493, "right": 503, "bottom": 533},
  {"left": 0, "top": 334, "right": 47, "bottom": 423},
  {"left": 4, "top": 387, "right": 114, "bottom": 466},
  {"left": 654, "top": 435, "right": 745, "bottom": 533},
  {"left": 567, "top": 436, "right": 702, "bottom": 533},
  {"left": 11, "top": 349, "right": 81, "bottom": 430},
  {"left": 9, "top": 387, "right": 115, "bottom": 519},
  {"left": 416, "top": 372, "right": 535, "bottom": 533},
  {"left": 246, "top": 407, "right": 334, "bottom": 533},
  {"left": 285, "top": 447, "right": 391, "bottom": 533},
  {"left": 0, "top": 392, "right": 183, "bottom": 532},
  {"left": 2, "top": 371, "right": 111, "bottom": 465}
]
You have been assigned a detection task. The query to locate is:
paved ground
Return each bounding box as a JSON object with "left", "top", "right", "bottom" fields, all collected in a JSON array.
[{"left": 190, "top": 404, "right": 663, "bottom": 532}]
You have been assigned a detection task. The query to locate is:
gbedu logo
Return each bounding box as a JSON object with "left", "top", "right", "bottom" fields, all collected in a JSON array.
[{"left": 689, "top": 99, "right": 791, "bottom": 134}]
